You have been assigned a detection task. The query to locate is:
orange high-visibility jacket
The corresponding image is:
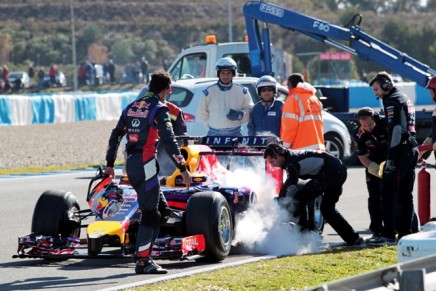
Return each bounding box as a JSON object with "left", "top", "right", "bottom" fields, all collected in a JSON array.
[{"left": 281, "top": 82, "right": 325, "bottom": 150}]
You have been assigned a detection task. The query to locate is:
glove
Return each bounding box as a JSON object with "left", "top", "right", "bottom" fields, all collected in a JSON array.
[
  {"left": 227, "top": 109, "right": 244, "bottom": 121},
  {"left": 367, "top": 161, "right": 381, "bottom": 178},
  {"left": 433, "top": 142, "right": 436, "bottom": 152},
  {"left": 284, "top": 184, "right": 298, "bottom": 198},
  {"left": 379, "top": 161, "right": 386, "bottom": 177},
  {"left": 423, "top": 137, "right": 433, "bottom": 145},
  {"left": 385, "top": 160, "right": 396, "bottom": 171}
]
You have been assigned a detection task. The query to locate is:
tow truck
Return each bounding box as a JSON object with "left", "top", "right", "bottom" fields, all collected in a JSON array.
[{"left": 243, "top": 1, "right": 436, "bottom": 161}]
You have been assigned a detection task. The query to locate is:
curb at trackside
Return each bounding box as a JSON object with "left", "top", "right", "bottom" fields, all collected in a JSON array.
[{"left": 98, "top": 255, "right": 277, "bottom": 291}]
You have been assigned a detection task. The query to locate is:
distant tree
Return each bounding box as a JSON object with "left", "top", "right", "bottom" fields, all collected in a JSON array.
[
  {"left": 110, "top": 39, "right": 133, "bottom": 65},
  {"left": 88, "top": 43, "right": 108, "bottom": 64},
  {"left": 0, "top": 33, "right": 12, "bottom": 65}
]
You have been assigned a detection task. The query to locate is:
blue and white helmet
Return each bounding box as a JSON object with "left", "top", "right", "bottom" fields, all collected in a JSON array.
[
  {"left": 256, "top": 75, "right": 277, "bottom": 95},
  {"left": 216, "top": 57, "right": 237, "bottom": 76}
]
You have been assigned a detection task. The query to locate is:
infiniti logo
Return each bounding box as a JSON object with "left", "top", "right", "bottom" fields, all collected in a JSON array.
[{"left": 132, "top": 119, "right": 140, "bottom": 127}]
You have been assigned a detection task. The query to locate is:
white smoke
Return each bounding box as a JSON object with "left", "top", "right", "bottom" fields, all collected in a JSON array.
[{"left": 223, "top": 164, "right": 323, "bottom": 256}]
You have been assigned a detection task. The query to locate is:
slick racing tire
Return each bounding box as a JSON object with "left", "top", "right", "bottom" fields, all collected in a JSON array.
[
  {"left": 307, "top": 196, "right": 325, "bottom": 234},
  {"left": 31, "top": 190, "right": 81, "bottom": 237},
  {"left": 186, "top": 191, "right": 233, "bottom": 262}
]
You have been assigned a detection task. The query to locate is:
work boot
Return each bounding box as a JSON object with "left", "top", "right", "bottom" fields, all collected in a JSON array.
[{"left": 135, "top": 258, "right": 167, "bottom": 274}]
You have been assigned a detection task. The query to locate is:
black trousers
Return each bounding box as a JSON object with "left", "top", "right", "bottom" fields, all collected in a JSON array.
[
  {"left": 293, "top": 165, "right": 360, "bottom": 244},
  {"left": 366, "top": 171, "right": 383, "bottom": 235},
  {"left": 381, "top": 145, "right": 418, "bottom": 239}
]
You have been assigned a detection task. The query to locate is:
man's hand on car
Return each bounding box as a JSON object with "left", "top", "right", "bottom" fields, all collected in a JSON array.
[
  {"left": 104, "top": 166, "right": 115, "bottom": 178},
  {"left": 227, "top": 109, "right": 244, "bottom": 121},
  {"left": 181, "top": 170, "right": 192, "bottom": 187}
]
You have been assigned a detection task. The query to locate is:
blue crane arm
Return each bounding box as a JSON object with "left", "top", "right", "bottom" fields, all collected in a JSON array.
[{"left": 243, "top": 1, "right": 435, "bottom": 87}]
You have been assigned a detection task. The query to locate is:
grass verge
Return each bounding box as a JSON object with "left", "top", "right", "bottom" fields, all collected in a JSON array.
[{"left": 135, "top": 246, "right": 397, "bottom": 290}]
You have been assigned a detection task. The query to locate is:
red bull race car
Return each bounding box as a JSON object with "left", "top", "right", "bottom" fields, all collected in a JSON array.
[{"left": 14, "top": 136, "right": 301, "bottom": 262}]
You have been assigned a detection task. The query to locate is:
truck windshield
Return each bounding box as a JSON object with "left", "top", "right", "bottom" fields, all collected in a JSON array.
[
  {"left": 223, "top": 53, "right": 252, "bottom": 77},
  {"left": 169, "top": 53, "right": 206, "bottom": 80}
]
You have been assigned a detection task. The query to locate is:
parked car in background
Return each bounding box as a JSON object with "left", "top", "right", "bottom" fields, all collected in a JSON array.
[
  {"left": 8, "top": 71, "right": 30, "bottom": 89},
  {"left": 137, "top": 77, "right": 352, "bottom": 160},
  {"left": 43, "top": 72, "right": 67, "bottom": 88}
]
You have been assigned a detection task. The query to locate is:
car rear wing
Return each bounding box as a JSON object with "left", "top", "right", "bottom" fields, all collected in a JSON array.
[{"left": 176, "top": 135, "right": 280, "bottom": 150}]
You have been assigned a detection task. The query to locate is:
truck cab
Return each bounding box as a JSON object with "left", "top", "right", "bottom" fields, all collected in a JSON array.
[{"left": 168, "top": 35, "right": 290, "bottom": 81}]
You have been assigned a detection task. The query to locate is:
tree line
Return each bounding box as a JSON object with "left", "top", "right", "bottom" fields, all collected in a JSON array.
[{"left": 0, "top": 0, "right": 434, "bottom": 85}]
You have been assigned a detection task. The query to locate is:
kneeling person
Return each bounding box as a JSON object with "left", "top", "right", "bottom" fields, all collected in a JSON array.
[{"left": 264, "top": 143, "right": 364, "bottom": 246}]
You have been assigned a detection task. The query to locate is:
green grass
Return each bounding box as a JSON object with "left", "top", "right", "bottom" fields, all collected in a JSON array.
[{"left": 134, "top": 246, "right": 397, "bottom": 290}]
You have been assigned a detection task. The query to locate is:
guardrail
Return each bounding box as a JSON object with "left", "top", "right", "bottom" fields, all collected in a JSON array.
[
  {"left": 310, "top": 252, "right": 436, "bottom": 291},
  {"left": 0, "top": 90, "right": 139, "bottom": 126}
]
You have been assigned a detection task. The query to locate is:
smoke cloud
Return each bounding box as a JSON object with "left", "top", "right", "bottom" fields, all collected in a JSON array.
[{"left": 223, "top": 164, "right": 323, "bottom": 257}]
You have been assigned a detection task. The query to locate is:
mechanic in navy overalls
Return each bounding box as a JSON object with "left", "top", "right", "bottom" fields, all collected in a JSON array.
[
  {"left": 368, "top": 71, "right": 418, "bottom": 245},
  {"left": 353, "top": 107, "right": 388, "bottom": 241},
  {"left": 105, "top": 70, "right": 191, "bottom": 274},
  {"left": 263, "top": 142, "right": 365, "bottom": 246}
]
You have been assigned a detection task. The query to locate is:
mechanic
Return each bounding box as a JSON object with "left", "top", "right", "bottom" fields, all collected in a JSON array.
[
  {"left": 105, "top": 70, "right": 191, "bottom": 274},
  {"left": 353, "top": 107, "right": 388, "bottom": 241},
  {"left": 281, "top": 73, "right": 325, "bottom": 150},
  {"left": 263, "top": 142, "right": 365, "bottom": 246},
  {"left": 247, "top": 75, "right": 283, "bottom": 137},
  {"left": 368, "top": 71, "right": 418, "bottom": 245},
  {"left": 421, "top": 76, "right": 436, "bottom": 160},
  {"left": 198, "top": 57, "right": 253, "bottom": 136}
]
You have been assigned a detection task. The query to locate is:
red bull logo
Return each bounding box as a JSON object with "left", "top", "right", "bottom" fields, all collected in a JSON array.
[{"left": 132, "top": 100, "right": 150, "bottom": 110}]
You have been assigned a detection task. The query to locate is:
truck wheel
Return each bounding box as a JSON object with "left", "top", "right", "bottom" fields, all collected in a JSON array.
[
  {"left": 31, "top": 190, "right": 81, "bottom": 237},
  {"left": 186, "top": 191, "right": 233, "bottom": 262},
  {"left": 324, "top": 133, "right": 344, "bottom": 160},
  {"left": 307, "top": 196, "right": 324, "bottom": 234}
]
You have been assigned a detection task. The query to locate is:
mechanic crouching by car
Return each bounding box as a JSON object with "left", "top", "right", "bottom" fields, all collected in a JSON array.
[
  {"left": 105, "top": 70, "right": 191, "bottom": 274},
  {"left": 263, "top": 142, "right": 365, "bottom": 246}
]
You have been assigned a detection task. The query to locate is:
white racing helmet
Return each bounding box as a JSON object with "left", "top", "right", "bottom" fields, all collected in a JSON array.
[
  {"left": 216, "top": 57, "right": 237, "bottom": 76},
  {"left": 256, "top": 75, "right": 277, "bottom": 95}
]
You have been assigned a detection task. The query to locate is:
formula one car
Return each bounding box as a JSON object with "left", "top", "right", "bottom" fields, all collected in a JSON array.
[{"left": 14, "top": 136, "right": 292, "bottom": 262}]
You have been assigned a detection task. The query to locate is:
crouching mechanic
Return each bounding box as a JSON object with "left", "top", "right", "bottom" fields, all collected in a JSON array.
[
  {"left": 104, "top": 70, "right": 191, "bottom": 274},
  {"left": 264, "top": 143, "right": 364, "bottom": 246}
]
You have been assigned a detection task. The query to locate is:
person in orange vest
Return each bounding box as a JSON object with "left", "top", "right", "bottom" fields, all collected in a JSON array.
[{"left": 281, "top": 73, "right": 325, "bottom": 150}]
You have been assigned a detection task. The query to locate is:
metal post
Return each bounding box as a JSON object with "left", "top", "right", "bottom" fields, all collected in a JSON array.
[
  {"left": 228, "top": 0, "right": 233, "bottom": 42},
  {"left": 70, "top": 0, "right": 78, "bottom": 91}
]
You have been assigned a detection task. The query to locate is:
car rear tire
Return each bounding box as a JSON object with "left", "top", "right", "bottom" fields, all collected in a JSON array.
[
  {"left": 324, "top": 133, "right": 344, "bottom": 160},
  {"left": 31, "top": 190, "right": 81, "bottom": 237},
  {"left": 186, "top": 191, "right": 233, "bottom": 262}
]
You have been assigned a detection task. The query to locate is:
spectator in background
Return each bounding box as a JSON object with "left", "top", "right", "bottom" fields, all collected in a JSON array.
[
  {"left": 198, "top": 57, "right": 253, "bottom": 136},
  {"left": 108, "top": 59, "right": 116, "bottom": 84},
  {"left": 162, "top": 58, "right": 170, "bottom": 71},
  {"left": 78, "top": 62, "right": 88, "bottom": 87},
  {"left": 49, "top": 64, "right": 57, "bottom": 87},
  {"left": 37, "top": 68, "right": 45, "bottom": 89},
  {"left": 248, "top": 75, "right": 283, "bottom": 137},
  {"left": 140, "top": 57, "right": 149, "bottom": 84},
  {"left": 282, "top": 73, "right": 325, "bottom": 151},
  {"left": 28, "top": 64, "right": 35, "bottom": 88}
]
